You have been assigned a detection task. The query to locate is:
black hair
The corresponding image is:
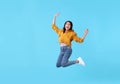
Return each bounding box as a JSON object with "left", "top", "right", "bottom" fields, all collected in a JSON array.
[{"left": 63, "top": 21, "right": 73, "bottom": 33}]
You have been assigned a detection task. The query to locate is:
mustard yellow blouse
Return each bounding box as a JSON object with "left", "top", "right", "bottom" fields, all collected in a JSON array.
[{"left": 52, "top": 24, "right": 84, "bottom": 46}]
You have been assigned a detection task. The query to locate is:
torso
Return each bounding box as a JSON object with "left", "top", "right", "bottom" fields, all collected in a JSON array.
[{"left": 60, "top": 43, "right": 67, "bottom": 47}]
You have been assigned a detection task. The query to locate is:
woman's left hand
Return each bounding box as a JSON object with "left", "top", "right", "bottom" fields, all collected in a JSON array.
[
  {"left": 82, "top": 29, "right": 88, "bottom": 39},
  {"left": 84, "top": 29, "right": 88, "bottom": 35}
]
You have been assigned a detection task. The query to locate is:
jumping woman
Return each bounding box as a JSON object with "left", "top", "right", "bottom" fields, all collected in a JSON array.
[{"left": 52, "top": 13, "right": 88, "bottom": 68}]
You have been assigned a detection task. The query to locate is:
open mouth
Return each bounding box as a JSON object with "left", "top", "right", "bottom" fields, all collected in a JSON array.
[{"left": 66, "top": 27, "right": 69, "bottom": 29}]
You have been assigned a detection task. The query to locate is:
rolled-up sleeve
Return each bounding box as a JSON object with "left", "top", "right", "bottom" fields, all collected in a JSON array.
[
  {"left": 52, "top": 24, "right": 60, "bottom": 34},
  {"left": 73, "top": 33, "right": 84, "bottom": 43}
]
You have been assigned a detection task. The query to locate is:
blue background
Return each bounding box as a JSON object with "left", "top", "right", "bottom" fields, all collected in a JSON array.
[{"left": 0, "top": 0, "right": 120, "bottom": 84}]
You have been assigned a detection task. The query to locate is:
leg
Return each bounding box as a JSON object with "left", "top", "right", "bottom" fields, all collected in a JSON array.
[
  {"left": 56, "top": 47, "right": 64, "bottom": 67},
  {"left": 61, "top": 47, "right": 76, "bottom": 67}
]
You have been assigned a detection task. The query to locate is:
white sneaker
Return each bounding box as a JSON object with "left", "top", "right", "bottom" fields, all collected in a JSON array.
[{"left": 77, "top": 57, "right": 85, "bottom": 66}]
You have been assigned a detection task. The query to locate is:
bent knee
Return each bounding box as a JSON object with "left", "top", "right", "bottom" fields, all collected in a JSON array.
[
  {"left": 56, "top": 64, "right": 61, "bottom": 68},
  {"left": 61, "top": 63, "right": 67, "bottom": 67}
]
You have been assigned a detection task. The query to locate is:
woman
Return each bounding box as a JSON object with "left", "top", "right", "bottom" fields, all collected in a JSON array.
[{"left": 52, "top": 13, "right": 88, "bottom": 68}]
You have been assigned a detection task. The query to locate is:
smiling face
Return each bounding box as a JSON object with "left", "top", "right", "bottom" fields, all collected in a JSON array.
[
  {"left": 65, "top": 22, "right": 71, "bottom": 31},
  {"left": 63, "top": 21, "right": 73, "bottom": 33}
]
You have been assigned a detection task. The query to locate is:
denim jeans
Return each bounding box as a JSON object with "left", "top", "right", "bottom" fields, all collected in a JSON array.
[{"left": 56, "top": 46, "right": 76, "bottom": 67}]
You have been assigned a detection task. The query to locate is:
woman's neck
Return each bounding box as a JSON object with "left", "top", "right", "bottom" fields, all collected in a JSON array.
[{"left": 65, "top": 30, "right": 69, "bottom": 32}]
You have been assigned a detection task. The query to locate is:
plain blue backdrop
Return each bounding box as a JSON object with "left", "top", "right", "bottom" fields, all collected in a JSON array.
[{"left": 0, "top": 0, "right": 120, "bottom": 84}]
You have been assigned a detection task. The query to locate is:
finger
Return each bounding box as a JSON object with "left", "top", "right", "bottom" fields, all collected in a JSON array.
[{"left": 57, "top": 13, "right": 60, "bottom": 16}]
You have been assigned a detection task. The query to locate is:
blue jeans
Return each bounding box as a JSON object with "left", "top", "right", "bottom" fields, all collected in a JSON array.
[{"left": 56, "top": 46, "right": 76, "bottom": 67}]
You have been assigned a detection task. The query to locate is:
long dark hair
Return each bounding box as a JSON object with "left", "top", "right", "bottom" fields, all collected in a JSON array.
[{"left": 63, "top": 21, "right": 73, "bottom": 33}]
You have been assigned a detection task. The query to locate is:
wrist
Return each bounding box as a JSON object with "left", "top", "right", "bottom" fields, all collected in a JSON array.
[{"left": 82, "top": 37, "right": 84, "bottom": 40}]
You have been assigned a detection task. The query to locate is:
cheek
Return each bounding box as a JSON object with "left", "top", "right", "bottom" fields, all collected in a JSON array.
[
  {"left": 65, "top": 25, "right": 67, "bottom": 28},
  {"left": 68, "top": 25, "right": 71, "bottom": 28},
  {"left": 65, "top": 25, "right": 70, "bottom": 28}
]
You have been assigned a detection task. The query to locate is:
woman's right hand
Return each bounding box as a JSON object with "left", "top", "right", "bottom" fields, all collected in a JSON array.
[
  {"left": 53, "top": 13, "right": 60, "bottom": 24},
  {"left": 54, "top": 13, "right": 60, "bottom": 17}
]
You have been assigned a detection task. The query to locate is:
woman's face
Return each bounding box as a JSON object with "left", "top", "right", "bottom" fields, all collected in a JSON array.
[{"left": 65, "top": 22, "right": 71, "bottom": 31}]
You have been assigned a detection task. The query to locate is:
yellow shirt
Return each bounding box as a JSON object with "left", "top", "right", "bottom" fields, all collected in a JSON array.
[{"left": 52, "top": 24, "right": 84, "bottom": 46}]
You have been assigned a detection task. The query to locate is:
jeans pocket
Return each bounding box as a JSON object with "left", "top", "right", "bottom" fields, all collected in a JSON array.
[{"left": 67, "top": 47, "right": 72, "bottom": 53}]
